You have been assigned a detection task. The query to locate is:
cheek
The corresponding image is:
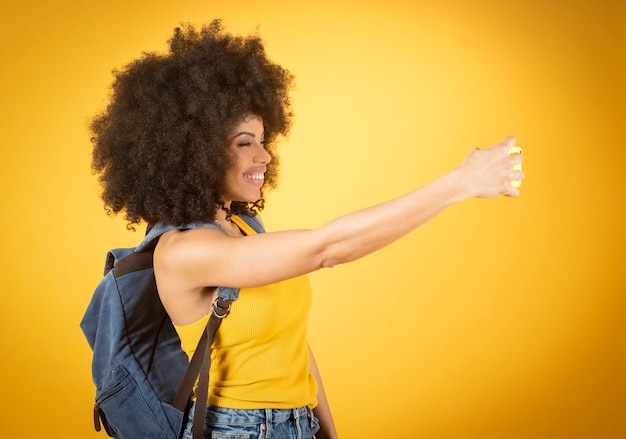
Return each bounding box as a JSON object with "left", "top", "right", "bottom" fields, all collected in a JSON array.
[{"left": 225, "top": 170, "right": 239, "bottom": 189}]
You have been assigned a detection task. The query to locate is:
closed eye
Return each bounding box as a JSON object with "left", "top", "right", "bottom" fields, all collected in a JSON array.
[
  {"left": 237, "top": 139, "right": 266, "bottom": 147},
  {"left": 232, "top": 130, "right": 265, "bottom": 147}
]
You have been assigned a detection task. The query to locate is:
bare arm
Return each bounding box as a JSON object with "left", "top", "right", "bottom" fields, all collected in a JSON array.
[
  {"left": 309, "top": 345, "right": 339, "bottom": 439},
  {"left": 155, "top": 136, "right": 523, "bottom": 291}
]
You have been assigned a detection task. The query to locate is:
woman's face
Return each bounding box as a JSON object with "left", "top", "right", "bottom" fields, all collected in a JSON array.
[{"left": 222, "top": 114, "right": 271, "bottom": 206}]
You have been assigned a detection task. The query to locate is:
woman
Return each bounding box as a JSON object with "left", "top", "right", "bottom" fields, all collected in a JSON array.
[{"left": 91, "top": 21, "right": 523, "bottom": 439}]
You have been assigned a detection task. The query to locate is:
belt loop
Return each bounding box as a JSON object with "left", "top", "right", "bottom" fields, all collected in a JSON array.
[{"left": 264, "top": 408, "right": 273, "bottom": 438}]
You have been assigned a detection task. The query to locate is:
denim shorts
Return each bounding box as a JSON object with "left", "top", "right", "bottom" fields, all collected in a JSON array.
[{"left": 181, "top": 403, "right": 320, "bottom": 439}]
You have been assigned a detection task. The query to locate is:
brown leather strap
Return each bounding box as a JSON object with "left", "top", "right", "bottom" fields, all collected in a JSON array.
[
  {"left": 171, "top": 328, "right": 207, "bottom": 410},
  {"left": 112, "top": 251, "right": 153, "bottom": 277},
  {"left": 192, "top": 312, "right": 220, "bottom": 439},
  {"left": 172, "top": 297, "right": 232, "bottom": 439}
]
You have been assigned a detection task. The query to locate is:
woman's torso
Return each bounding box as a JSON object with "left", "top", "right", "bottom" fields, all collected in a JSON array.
[{"left": 174, "top": 274, "right": 318, "bottom": 409}]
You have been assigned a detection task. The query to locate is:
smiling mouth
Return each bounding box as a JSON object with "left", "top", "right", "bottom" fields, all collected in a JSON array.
[
  {"left": 243, "top": 172, "right": 265, "bottom": 186},
  {"left": 243, "top": 172, "right": 264, "bottom": 180}
]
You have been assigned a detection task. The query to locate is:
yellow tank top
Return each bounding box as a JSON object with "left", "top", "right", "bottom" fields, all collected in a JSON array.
[{"left": 173, "top": 218, "right": 318, "bottom": 409}]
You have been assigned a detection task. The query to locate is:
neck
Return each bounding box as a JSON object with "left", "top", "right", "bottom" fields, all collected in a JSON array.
[{"left": 215, "top": 204, "right": 232, "bottom": 223}]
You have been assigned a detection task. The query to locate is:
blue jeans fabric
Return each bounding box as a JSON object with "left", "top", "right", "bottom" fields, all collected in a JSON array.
[{"left": 181, "top": 403, "right": 320, "bottom": 439}]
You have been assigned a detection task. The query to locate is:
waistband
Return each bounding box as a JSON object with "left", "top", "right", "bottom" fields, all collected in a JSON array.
[{"left": 205, "top": 405, "right": 314, "bottom": 425}]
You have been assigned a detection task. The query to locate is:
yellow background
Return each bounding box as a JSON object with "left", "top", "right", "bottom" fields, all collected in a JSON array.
[{"left": 1, "top": 0, "right": 624, "bottom": 437}]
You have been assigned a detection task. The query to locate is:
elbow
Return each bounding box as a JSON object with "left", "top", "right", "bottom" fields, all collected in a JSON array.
[
  {"left": 316, "top": 249, "right": 338, "bottom": 269},
  {"left": 319, "top": 243, "right": 369, "bottom": 268},
  {"left": 321, "top": 258, "right": 338, "bottom": 268},
  {"left": 311, "top": 228, "right": 351, "bottom": 269},
  {"left": 317, "top": 243, "right": 346, "bottom": 269}
]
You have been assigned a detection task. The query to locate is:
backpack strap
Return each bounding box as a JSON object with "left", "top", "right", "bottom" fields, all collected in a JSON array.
[
  {"left": 111, "top": 252, "right": 154, "bottom": 277},
  {"left": 172, "top": 296, "right": 231, "bottom": 439}
]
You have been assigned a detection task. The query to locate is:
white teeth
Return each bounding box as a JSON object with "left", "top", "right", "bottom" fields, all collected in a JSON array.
[{"left": 244, "top": 173, "right": 264, "bottom": 180}]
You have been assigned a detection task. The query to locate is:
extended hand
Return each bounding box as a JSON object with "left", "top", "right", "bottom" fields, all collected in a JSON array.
[{"left": 456, "top": 136, "right": 525, "bottom": 198}]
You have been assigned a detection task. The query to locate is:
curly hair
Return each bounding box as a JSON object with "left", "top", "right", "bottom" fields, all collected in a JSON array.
[{"left": 91, "top": 20, "right": 294, "bottom": 227}]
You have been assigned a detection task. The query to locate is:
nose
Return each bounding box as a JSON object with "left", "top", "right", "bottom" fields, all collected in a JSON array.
[{"left": 254, "top": 141, "right": 272, "bottom": 164}]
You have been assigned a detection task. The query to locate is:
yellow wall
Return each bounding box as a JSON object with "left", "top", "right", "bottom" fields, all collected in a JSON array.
[{"left": 1, "top": 0, "right": 624, "bottom": 437}]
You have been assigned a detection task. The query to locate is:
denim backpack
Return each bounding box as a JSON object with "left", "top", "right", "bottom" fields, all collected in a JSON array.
[{"left": 80, "top": 214, "right": 264, "bottom": 439}]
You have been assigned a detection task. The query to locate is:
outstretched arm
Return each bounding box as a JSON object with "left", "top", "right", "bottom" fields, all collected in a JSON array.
[
  {"left": 156, "top": 136, "right": 523, "bottom": 290},
  {"left": 309, "top": 345, "right": 339, "bottom": 439}
]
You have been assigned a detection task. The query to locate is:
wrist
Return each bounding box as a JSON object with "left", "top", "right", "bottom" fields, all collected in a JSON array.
[{"left": 437, "top": 167, "right": 476, "bottom": 204}]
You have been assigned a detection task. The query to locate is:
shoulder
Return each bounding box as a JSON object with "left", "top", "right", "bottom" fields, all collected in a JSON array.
[
  {"left": 155, "top": 226, "right": 226, "bottom": 269},
  {"left": 153, "top": 227, "right": 227, "bottom": 324},
  {"left": 153, "top": 227, "right": 226, "bottom": 297}
]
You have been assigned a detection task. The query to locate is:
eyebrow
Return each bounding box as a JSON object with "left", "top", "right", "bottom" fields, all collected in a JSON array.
[{"left": 231, "top": 131, "right": 265, "bottom": 139}]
